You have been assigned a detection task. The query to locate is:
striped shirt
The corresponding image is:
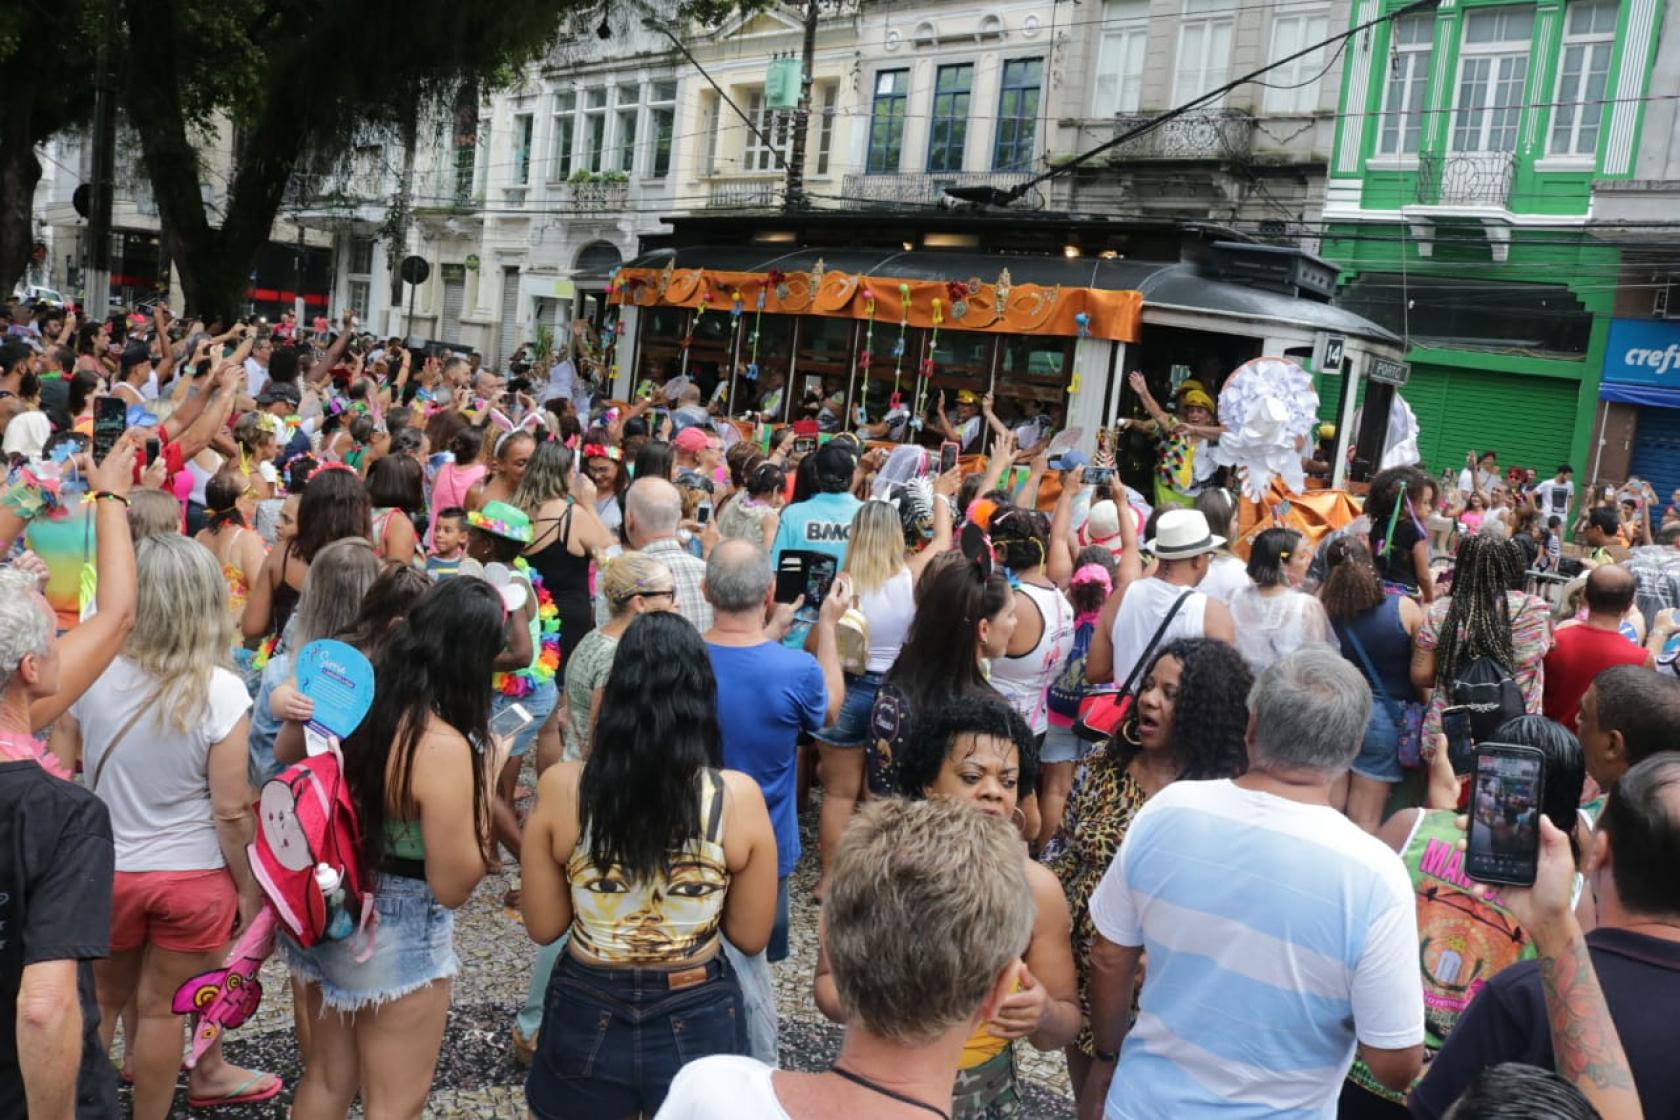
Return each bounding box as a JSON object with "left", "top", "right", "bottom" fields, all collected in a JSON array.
[{"left": 1088, "top": 779, "right": 1423, "bottom": 1118}]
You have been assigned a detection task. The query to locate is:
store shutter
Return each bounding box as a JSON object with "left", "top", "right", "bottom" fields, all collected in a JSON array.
[
  {"left": 498, "top": 267, "right": 521, "bottom": 366},
  {"left": 1407, "top": 364, "right": 1577, "bottom": 481},
  {"left": 439, "top": 264, "right": 466, "bottom": 342},
  {"left": 1630, "top": 406, "right": 1680, "bottom": 503}
]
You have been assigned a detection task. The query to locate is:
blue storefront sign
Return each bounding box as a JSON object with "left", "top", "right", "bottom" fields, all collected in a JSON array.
[{"left": 1601, "top": 318, "right": 1680, "bottom": 405}]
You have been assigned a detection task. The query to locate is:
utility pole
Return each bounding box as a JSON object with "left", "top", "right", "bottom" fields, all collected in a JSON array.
[
  {"left": 84, "top": 0, "right": 119, "bottom": 317},
  {"left": 783, "top": 0, "right": 819, "bottom": 210}
]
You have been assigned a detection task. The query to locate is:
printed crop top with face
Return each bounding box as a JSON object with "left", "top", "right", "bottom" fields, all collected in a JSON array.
[{"left": 566, "top": 768, "right": 730, "bottom": 965}]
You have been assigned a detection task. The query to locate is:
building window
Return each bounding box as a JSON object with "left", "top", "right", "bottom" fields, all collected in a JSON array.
[
  {"left": 1264, "top": 11, "right": 1329, "bottom": 113},
  {"left": 866, "top": 69, "right": 910, "bottom": 173},
  {"left": 1094, "top": 0, "right": 1149, "bottom": 116},
  {"left": 512, "top": 113, "right": 534, "bottom": 185},
  {"left": 349, "top": 237, "right": 375, "bottom": 275},
  {"left": 927, "top": 64, "right": 973, "bottom": 173},
  {"left": 815, "top": 84, "right": 836, "bottom": 175},
  {"left": 649, "top": 80, "right": 676, "bottom": 178},
  {"left": 1550, "top": 0, "right": 1617, "bottom": 158},
  {"left": 452, "top": 88, "right": 478, "bottom": 204},
  {"left": 992, "top": 58, "right": 1042, "bottom": 172},
  {"left": 552, "top": 92, "right": 576, "bottom": 180},
  {"left": 701, "top": 94, "right": 720, "bottom": 175},
  {"left": 1173, "top": 0, "right": 1234, "bottom": 103},
  {"left": 348, "top": 279, "right": 370, "bottom": 322},
  {"left": 1378, "top": 14, "right": 1433, "bottom": 155},
  {"left": 743, "top": 90, "right": 783, "bottom": 172},
  {"left": 583, "top": 88, "right": 607, "bottom": 173},
  {"left": 612, "top": 84, "right": 640, "bottom": 174},
  {"left": 1451, "top": 6, "right": 1535, "bottom": 153}
]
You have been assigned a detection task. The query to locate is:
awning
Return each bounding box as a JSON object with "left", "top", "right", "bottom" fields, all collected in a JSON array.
[{"left": 1599, "top": 381, "right": 1680, "bottom": 408}]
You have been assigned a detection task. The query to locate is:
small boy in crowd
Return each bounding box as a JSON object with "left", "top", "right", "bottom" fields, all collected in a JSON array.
[{"left": 427, "top": 507, "right": 470, "bottom": 578}]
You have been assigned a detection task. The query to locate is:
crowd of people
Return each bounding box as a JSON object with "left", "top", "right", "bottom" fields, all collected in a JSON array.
[{"left": 0, "top": 296, "right": 1675, "bottom": 1120}]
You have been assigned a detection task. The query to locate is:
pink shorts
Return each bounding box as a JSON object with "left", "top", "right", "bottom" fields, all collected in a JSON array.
[{"left": 110, "top": 869, "right": 237, "bottom": 953}]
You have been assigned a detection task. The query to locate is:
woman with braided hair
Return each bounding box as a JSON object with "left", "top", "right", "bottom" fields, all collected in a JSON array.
[{"left": 1410, "top": 532, "right": 1552, "bottom": 743}]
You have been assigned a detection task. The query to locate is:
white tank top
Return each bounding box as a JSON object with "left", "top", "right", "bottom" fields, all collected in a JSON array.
[
  {"left": 1108, "top": 576, "right": 1208, "bottom": 692},
  {"left": 991, "top": 581, "right": 1075, "bottom": 734},
  {"left": 859, "top": 567, "right": 916, "bottom": 675}
]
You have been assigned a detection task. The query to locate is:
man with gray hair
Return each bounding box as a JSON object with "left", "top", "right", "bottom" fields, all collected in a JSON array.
[
  {"left": 622, "top": 477, "right": 711, "bottom": 630},
  {"left": 703, "top": 538, "right": 849, "bottom": 967},
  {"left": 1081, "top": 647, "right": 1424, "bottom": 1118}
]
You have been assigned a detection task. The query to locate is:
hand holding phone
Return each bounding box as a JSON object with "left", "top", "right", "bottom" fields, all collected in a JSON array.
[
  {"left": 489, "top": 702, "right": 534, "bottom": 746},
  {"left": 92, "top": 396, "right": 127, "bottom": 465},
  {"left": 939, "top": 440, "right": 960, "bottom": 474},
  {"left": 1442, "top": 705, "right": 1474, "bottom": 775},
  {"left": 1464, "top": 742, "right": 1545, "bottom": 886}
]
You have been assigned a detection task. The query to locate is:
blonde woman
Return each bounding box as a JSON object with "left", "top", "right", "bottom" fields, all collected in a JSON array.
[
  {"left": 53, "top": 535, "right": 278, "bottom": 1116},
  {"left": 232, "top": 411, "right": 281, "bottom": 501},
  {"left": 560, "top": 551, "right": 678, "bottom": 764},
  {"left": 813, "top": 482, "right": 955, "bottom": 893}
]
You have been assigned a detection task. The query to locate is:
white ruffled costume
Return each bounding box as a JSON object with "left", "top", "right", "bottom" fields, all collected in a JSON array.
[{"left": 1208, "top": 357, "right": 1321, "bottom": 502}]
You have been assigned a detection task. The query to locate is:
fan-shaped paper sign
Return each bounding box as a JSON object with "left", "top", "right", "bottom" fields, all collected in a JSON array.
[
  {"left": 949, "top": 286, "right": 998, "bottom": 328},
  {"left": 1004, "top": 284, "right": 1059, "bottom": 331},
  {"left": 814, "top": 270, "right": 859, "bottom": 312},
  {"left": 776, "top": 273, "right": 814, "bottom": 311},
  {"left": 664, "top": 269, "right": 702, "bottom": 304}
]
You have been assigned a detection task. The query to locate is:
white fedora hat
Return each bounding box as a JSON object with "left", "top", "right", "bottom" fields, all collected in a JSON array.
[{"left": 1145, "top": 508, "right": 1225, "bottom": 559}]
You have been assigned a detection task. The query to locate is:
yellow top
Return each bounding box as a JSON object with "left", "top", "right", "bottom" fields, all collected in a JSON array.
[
  {"left": 959, "top": 979, "right": 1022, "bottom": 1069},
  {"left": 566, "top": 769, "right": 730, "bottom": 965}
]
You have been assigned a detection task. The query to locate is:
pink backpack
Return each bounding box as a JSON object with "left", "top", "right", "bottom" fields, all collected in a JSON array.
[{"left": 250, "top": 750, "right": 368, "bottom": 947}]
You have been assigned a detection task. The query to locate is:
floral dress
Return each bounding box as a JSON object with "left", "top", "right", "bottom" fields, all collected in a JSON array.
[{"left": 1042, "top": 746, "right": 1147, "bottom": 1056}]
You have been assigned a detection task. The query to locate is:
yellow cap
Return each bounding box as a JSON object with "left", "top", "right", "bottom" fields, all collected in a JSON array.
[
  {"left": 1180, "top": 389, "right": 1215, "bottom": 412},
  {"left": 956, "top": 389, "right": 981, "bottom": 406}
]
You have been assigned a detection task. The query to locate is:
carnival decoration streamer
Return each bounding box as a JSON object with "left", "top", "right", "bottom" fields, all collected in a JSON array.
[
  {"left": 745, "top": 286, "right": 766, "bottom": 382},
  {"left": 855, "top": 288, "right": 876, "bottom": 422},
  {"left": 891, "top": 283, "right": 910, "bottom": 408},
  {"left": 915, "top": 297, "right": 943, "bottom": 420},
  {"left": 1069, "top": 312, "right": 1090, "bottom": 396}
]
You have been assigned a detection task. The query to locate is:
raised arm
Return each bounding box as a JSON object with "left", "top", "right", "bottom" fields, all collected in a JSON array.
[
  {"left": 1127, "top": 371, "right": 1173, "bottom": 433},
  {"left": 30, "top": 438, "right": 139, "bottom": 731},
  {"left": 1046, "top": 465, "right": 1079, "bottom": 586}
]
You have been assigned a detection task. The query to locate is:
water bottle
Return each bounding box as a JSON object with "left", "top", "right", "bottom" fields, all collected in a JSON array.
[{"left": 315, "top": 863, "right": 355, "bottom": 941}]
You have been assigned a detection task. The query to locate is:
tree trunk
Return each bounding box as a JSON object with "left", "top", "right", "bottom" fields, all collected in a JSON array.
[
  {"left": 0, "top": 103, "right": 43, "bottom": 295},
  {"left": 386, "top": 105, "right": 419, "bottom": 311},
  {"left": 122, "top": 0, "right": 307, "bottom": 321}
]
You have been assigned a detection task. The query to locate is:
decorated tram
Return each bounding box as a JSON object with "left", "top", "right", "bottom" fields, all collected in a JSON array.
[{"left": 601, "top": 211, "right": 1405, "bottom": 503}]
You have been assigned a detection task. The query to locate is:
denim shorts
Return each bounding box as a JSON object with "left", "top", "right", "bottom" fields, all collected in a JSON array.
[
  {"left": 1040, "top": 724, "right": 1091, "bottom": 766},
  {"left": 1351, "top": 703, "right": 1404, "bottom": 784},
  {"left": 815, "top": 670, "right": 880, "bottom": 748},
  {"left": 492, "top": 681, "right": 558, "bottom": 759},
  {"left": 279, "top": 872, "right": 458, "bottom": 1013},
  {"left": 526, "top": 951, "right": 745, "bottom": 1120}
]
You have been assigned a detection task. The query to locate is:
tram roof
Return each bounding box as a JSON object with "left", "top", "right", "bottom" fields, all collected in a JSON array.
[{"left": 622, "top": 242, "right": 1400, "bottom": 346}]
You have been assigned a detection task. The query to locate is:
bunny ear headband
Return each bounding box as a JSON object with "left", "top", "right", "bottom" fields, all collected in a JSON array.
[{"left": 487, "top": 407, "right": 543, "bottom": 435}]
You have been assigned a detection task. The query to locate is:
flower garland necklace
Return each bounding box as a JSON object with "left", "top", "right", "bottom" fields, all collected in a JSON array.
[{"left": 493, "top": 557, "right": 561, "bottom": 697}]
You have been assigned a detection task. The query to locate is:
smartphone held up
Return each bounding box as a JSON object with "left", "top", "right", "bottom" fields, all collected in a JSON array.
[{"left": 1464, "top": 742, "right": 1545, "bottom": 887}]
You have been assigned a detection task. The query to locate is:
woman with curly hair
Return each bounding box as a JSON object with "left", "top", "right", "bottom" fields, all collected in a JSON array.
[
  {"left": 1043, "top": 637, "right": 1252, "bottom": 1110},
  {"left": 1366, "top": 465, "right": 1438, "bottom": 601},
  {"left": 1410, "top": 532, "right": 1552, "bottom": 744}
]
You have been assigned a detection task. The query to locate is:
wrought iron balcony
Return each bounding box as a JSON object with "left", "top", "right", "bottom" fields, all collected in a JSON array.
[
  {"left": 1415, "top": 151, "right": 1515, "bottom": 207},
  {"left": 839, "top": 170, "right": 1033, "bottom": 205},
  {"left": 705, "top": 176, "right": 781, "bottom": 208},
  {"left": 1102, "top": 109, "right": 1254, "bottom": 163},
  {"left": 561, "top": 180, "right": 629, "bottom": 210}
]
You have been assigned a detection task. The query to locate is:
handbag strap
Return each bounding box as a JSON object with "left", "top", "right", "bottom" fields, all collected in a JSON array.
[
  {"left": 1337, "top": 618, "right": 1405, "bottom": 725},
  {"left": 91, "top": 690, "right": 159, "bottom": 792},
  {"left": 1118, "top": 589, "right": 1195, "bottom": 699}
]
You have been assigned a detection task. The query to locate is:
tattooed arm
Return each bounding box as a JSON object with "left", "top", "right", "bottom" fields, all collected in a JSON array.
[{"left": 1498, "top": 817, "right": 1643, "bottom": 1120}]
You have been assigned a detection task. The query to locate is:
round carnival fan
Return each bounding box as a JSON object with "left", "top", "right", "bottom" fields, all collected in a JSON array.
[
  {"left": 663, "top": 269, "right": 702, "bottom": 304},
  {"left": 1003, "top": 284, "right": 1059, "bottom": 332},
  {"left": 1208, "top": 356, "right": 1320, "bottom": 502},
  {"left": 813, "top": 270, "right": 859, "bottom": 313}
]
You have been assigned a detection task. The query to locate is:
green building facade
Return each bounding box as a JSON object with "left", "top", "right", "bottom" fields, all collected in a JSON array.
[{"left": 1319, "top": 0, "right": 1665, "bottom": 481}]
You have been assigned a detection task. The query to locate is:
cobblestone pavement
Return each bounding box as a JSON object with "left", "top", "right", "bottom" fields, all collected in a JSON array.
[{"left": 125, "top": 782, "right": 1077, "bottom": 1118}]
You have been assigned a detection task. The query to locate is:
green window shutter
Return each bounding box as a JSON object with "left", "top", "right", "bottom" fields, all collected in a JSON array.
[{"left": 1409, "top": 364, "right": 1577, "bottom": 479}]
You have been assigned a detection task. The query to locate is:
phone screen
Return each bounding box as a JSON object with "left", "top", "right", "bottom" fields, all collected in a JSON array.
[
  {"left": 803, "top": 555, "right": 837, "bottom": 608},
  {"left": 1442, "top": 706, "right": 1474, "bottom": 775},
  {"left": 488, "top": 702, "right": 533, "bottom": 742},
  {"left": 1086, "top": 466, "right": 1115, "bottom": 486},
  {"left": 793, "top": 436, "right": 817, "bottom": 457},
  {"left": 939, "top": 441, "right": 959, "bottom": 473},
  {"left": 93, "top": 397, "right": 127, "bottom": 464},
  {"left": 774, "top": 554, "right": 807, "bottom": 604},
  {"left": 1465, "top": 744, "right": 1544, "bottom": 886},
  {"left": 696, "top": 503, "right": 712, "bottom": 525}
]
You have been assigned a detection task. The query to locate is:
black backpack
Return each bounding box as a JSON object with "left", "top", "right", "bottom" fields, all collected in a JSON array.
[{"left": 1450, "top": 655, "right": 1525, "bottom": 743}]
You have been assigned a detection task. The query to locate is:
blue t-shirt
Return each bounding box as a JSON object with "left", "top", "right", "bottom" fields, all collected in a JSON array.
[
  {"left": 769, "top": 491, "right": 862, "bottom": 569},
  {"left": 707, "top": 641, "right": 828, "bottom": 878}
]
